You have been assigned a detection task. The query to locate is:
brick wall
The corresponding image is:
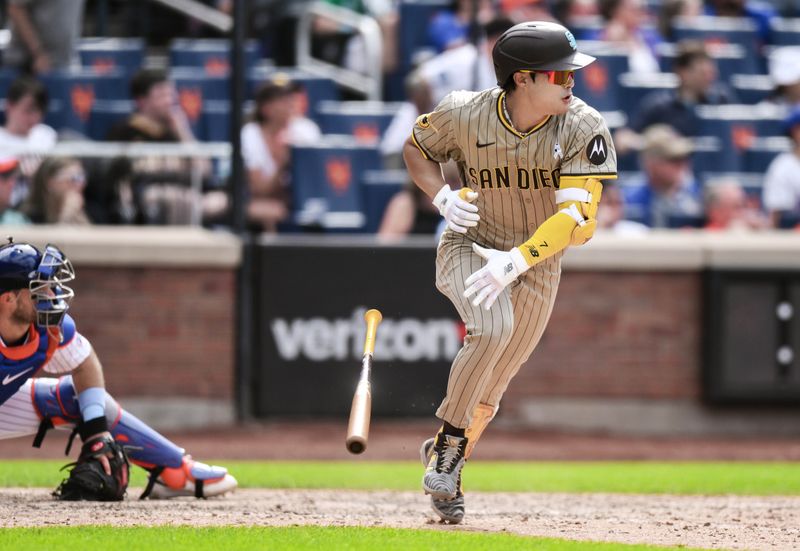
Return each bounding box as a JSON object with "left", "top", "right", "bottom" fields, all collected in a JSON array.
[
  {"left": 499, "top": 271, "right": 702, "bottom": 417},
  {"left": 67, "top": 267, "right": 237, "bottom": 400}
]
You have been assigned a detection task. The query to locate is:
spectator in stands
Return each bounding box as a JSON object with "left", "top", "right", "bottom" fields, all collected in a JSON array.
[
  {"left": 0, "top": 158, "right": 31, "bottom": 225},
  {"left": 5, "top": 0, "right": 85, "bottom": 74},
  {"left": 22, "top": 157, "right": 90, "bottom": 225},
  {"left": 616, "top": 40, "right": 736, "bottom": 153},
  {"left": 427, "top": 0, "right": 495, "bottom": 53},
  {"left": 704, "top": 177, "right": 767, "bottom": 230},
  {"left": 762, "top": 106, "right": 800, "bottom": 228},
  {"left": 0, "top": 77, "right": 57, "bottom": 205},
  {"left": 762, "top": 47, "right": 800, "bottom": 111},
  {"left": 596, "top": 181, "right": 649, "bottom": 235},
  {"left": 623, "top": 124, "right": 704, "bottom": 228},
  {"left": 380, "top": 17, "right": 514, "bottom": 164},
  {"left": 657, "top": 0, "right": 702, "bottom": 42},
  {"left": 588, "top": 0, "right": 662, "bottom": 74},
  {"left": 378, "top": 181, "right": 444, "bottom": 237},
  {"left": 704, "top": 0, "right": 776, "bottom": 46},
  {"left": 106, "top": 69, "right": 202, "bottom": 225},
  {"left": 240, "top": 78, "right": 311, "bottom": 232}
]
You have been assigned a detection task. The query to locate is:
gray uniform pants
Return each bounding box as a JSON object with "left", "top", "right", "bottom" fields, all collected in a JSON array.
[{"left": 434, "top": 234, "right": 561, "bottom": 428}]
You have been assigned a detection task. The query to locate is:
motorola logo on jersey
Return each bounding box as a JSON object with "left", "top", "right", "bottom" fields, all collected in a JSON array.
[
  {"left": 468, "top": 166, "right": 561, "bottom": 190},
  {"left": 586, "top": 135, "right": 608, "bottom": 165},
  {"left": 271, "top": 308, "right": 463, "bottom": 363}
]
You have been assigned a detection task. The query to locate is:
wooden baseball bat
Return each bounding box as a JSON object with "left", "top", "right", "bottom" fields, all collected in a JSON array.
[{"left": 346, "top": 309, "right": 382, "bottom": 454}]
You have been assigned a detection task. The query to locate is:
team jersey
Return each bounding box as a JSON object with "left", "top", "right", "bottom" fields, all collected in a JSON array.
[
  {"left": 411, "top": 87, "right": 617, "bottom": 253},
  {"left": 0, "top": 315, "right": 92, "bottom": 407}
]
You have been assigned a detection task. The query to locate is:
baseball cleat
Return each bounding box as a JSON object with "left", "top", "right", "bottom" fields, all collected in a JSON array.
[
  {"left": 421, "top": 437, "right": 465, "bottom": 524},
  {"left": 147, "top": 456, "right": 237, "bottom": 499},
  {"left": 422, "top": 433, "right": 468, "bottom": 500}
]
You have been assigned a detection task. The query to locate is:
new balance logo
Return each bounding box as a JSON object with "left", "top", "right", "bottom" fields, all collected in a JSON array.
[{"left": 503, "top": 262, "right": 513, "bottom": 275}]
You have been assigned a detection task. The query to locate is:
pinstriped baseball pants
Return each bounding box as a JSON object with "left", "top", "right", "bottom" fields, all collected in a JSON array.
[{"left": 434, "top": 234, "right": 561, "bottom": 428}]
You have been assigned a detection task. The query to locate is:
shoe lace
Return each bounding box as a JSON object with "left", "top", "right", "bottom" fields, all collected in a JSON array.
[{"left": 436, "top": 440, "right": 464, "bottom": 473}]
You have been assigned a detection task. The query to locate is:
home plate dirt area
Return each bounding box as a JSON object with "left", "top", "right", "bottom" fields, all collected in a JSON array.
[{"left": 2, "top": 488, "right": 800, "bottom": 550}]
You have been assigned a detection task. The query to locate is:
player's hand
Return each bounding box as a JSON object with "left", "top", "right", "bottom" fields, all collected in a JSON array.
[
  {"left": 463, "top": 244, "right": 529, "bottom": 310},
  {"left": 433, "top": 185, "right": 479, "bottom": 234},
  {"left": 83, "top": 431, "right": 114, "bottom": 475}
]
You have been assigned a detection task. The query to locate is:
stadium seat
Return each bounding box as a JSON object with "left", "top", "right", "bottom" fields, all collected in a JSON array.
[
  {"left": 41, "top": 68, "right": 128, "bottom": 135},
  {"left": 316, "top": 101, "right": 405, "bottom": 145},
  {"left": 291, "top": 136, "right": 383, "bottom": 231},
  {"left": 79, "top": 37, "right": 145, "bottom": 76},
  {"left": 87, "top": 100, "right": 133, "bottom": 140},
  {"left": 730, "top": 74, "right": 774, "bottom": 105},
  {"left": 617, "top": 72, "right": 678, "bottom": 121},
  {"left": 169, "top": 38, "right": 261, "bottom": 75},
  {"left": 657, "top": 41, "right": 756, "bottom": 80},
  {"left": 199, "top": 100, "right": 230, "bottom": 142},
  {"left": 571, "top": 41, "right": 629, "bottom": 114},
  {"left": 742, "top": 136, "right": 791, "bottom": 174},
  {"left": 361, "top": 169, "right": 408, "bottom": 232},
  {"left": 691, "top": 135, "right": 739, "bottom": 175},
  {"left": 669, "top": 16, "right": 762, "bottom": 74},
  {"left": 694, "top": 104, "right": 785, "bottom": 166},
  {"left": 0, "top": 67, "right": 20, "bottom": 102},
  {"left": 397, "top": 0, "right": 450, "bottom": 72},
  {"left": 770, "top": 18, "right": 800, "bottom": 46},
  {"left": 248, "top": 68, "right": 339, "bottom": 121}
]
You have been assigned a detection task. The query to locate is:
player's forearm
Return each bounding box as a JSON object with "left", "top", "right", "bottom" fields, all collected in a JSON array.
[
  {"left": 403, "top": 138, "right": 445, "bottom": 200},
  {"left": 71, "top": 350, "right": 106, "bottom": 393}
]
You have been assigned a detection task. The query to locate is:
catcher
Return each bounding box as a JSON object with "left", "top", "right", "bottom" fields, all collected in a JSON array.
[{"left": 0, "top": 239, "right": 237, "bottom": 501}]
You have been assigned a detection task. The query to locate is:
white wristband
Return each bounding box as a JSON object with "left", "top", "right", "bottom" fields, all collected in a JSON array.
[{"left": 432, "top": 185, "right": 451, "bottom": 212}]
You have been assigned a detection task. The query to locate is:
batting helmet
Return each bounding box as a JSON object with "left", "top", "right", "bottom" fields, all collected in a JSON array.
[
  {"left": 0, "top": 239, "right": 75, "bottom": 327},
  {"left": 492, "top": 21, "right": 596, "bottom": 86}
]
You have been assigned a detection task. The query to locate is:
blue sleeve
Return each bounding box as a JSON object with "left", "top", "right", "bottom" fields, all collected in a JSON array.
[{"left": 59, "top": 314, "right": 76, "bottom": 347}]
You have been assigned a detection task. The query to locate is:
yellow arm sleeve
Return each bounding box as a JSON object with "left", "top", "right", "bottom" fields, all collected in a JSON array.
[{"left": 516, "top": 178, "right": 603, "bottom": 267}]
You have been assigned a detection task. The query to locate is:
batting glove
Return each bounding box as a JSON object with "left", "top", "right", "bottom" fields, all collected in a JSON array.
[
  {"left": 433, "top": 185, "right": 479, "bottom": 234},
  {"left": 463, "top": 243, "right": 530, "bottom": 310}
]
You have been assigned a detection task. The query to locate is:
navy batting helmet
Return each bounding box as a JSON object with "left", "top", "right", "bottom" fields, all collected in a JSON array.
[
  {"left": 492, "top": 21, "right": 596, "bottom": 86},
  {"left": 0, "top": 239, "right": 75, "bottom": 327}
]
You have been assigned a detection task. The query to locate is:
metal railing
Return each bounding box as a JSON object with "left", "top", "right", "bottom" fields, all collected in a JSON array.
[{"left": 296, "top": 2, "right": 383, "bottom": 101}]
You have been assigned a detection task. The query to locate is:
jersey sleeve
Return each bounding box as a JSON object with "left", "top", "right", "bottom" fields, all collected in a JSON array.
[
  {"left": 410, "top": 92, "right": 464, "bottom": 164},
  {"left": 41, "top": 315, "right": 93, "bottom": 374},
  {"left": 559, "top": 108, "right": 617, "bottom": 183}
]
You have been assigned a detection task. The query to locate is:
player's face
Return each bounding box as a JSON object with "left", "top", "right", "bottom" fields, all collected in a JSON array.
[
  {"left": 9, "top": 290, "right": 37, "bottom": 326},
  {"left": 520, "top": 70, "right": 575, "bottom": 115}
]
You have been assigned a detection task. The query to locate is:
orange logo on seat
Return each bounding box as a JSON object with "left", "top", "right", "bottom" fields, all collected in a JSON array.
[
  {"left": 204, "top": 57, "right": 229, "bottom": 76},
  {"left": 732, "top": 125, "right": 755, "bottom": 151},
  {"left": 91, "top": 58, "right": 116, "bottom": 74},
  {"left": 326, "top": 158, "right": 351, "bottom": 194},
  {"left": 71, "top": 85, "right": 95, "bottom": 122},
  {"left": 353, "top": 123, "right": 379, "bottom": 144},
  {"left": 179, "top": 88, "right": 203, "bottom": 122},
  {"left": 583, "top": 63, "right": 608, "bottom": 94}
]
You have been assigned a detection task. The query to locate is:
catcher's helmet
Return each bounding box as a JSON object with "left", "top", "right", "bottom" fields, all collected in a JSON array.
[
  {"left": 0, "top": 239, "right": 75, "bottom": 327},
  {"left": 492, "top": 21, "right": 596, "bottom": 86}
]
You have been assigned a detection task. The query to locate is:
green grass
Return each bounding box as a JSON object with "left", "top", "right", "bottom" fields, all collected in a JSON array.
[
  {"left": 1, "top": 460, "right": 799, "bottom": 495},
  {"left": 0, "top": 526, "right": 709, "bottom": 551}
]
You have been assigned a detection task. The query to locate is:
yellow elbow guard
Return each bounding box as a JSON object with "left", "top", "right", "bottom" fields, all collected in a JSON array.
[{"left": 555, "top": 178, "right": 603, "bottom": 246}]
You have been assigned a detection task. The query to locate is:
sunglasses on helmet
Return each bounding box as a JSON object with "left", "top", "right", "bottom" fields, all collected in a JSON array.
[{"left": 519, "top": 69, "right": 575, "bottom": 87}]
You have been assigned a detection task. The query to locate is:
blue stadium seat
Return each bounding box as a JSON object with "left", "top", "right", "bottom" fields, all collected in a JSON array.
[
  {"left": 248, "top": 68, "right": 339, "bottom": 121},
  {"left": 567, "top": 15, "right": 605, "bottom": 40},
  {"left": 316, "top": 101, "right": 405, "bottom": 145},
  {"left": 361, "top": 169, "right": 408, "bottom": 233},
  {"left": 770, "top": 18, "right": 800, "bottom": 46},
  {"left": 79, "top": 38, "right": 145, "bottom": 76},
  {"left": 88, "top": 100, "right": 133, "bottom": 140},
  {"left": 694, "top": 104, "right": 786, "bottom": 167},
  {"left": 397, "top": 0, "right": 450, "bottom": 72},
  {"left": 691, "top": 135, "right": 739, "bottom": 175},
  {"left": 41, "top": 68, "right": 128, "bottom": 135},
  {"left": 657, "top": 41, "right": 756, "bottom": 79},
  {"left": 571, "top": 41, "right": 629, "bottom": 113},
  {"left": 742, "top": 137, "right": 791, "bottom": 173},
  {"left": 617, "top": 72, "right": 678, "bottom": 121},
  {"left": 670, "top": 16, "right": 762, "bottom": 74},
  {"left": 730, "top": 74, "right": 774, "bottom": 104},
  {"left": 291, "top": 136, "right": 383, "bottom": 231},
  {"left": 169, "top": 38, "right": 261, "bottom": 75},
  {"left": 199, "top": 100, "right": 230, "bottom": 142},
  {"left": 0, "top": 68, "right": 21, "bottom": 101}
]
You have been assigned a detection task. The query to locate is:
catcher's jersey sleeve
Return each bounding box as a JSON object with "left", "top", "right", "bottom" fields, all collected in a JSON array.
[
  {"left": 43, "top": 315, "right": 93, "bottom": 374},
  {"left": 558, "top": 104, "right": 617, "bottom": 182},
  {"left": 410, "top": 91, "right": 471, "bottom": 164}
]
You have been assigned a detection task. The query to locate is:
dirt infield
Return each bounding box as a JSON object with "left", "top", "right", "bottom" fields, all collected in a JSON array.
[{"left": 2, "top": 488, "right": 799, "bottom": 550}]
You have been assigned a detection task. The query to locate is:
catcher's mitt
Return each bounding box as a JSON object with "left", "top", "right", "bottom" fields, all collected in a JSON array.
[{"left": 53, "top": 434, "right": 129, "bottom": 501}]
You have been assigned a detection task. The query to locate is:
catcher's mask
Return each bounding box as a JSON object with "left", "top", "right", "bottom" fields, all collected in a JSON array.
[{"left": 0, "top": 240, "right": 75, "bottom": 328}]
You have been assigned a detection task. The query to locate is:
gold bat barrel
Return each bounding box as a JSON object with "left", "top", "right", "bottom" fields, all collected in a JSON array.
[{"left": 346, "top": 309, "right": 382, "bottom": 454}]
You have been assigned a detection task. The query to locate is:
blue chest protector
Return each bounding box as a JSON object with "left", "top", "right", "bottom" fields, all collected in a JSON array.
[{"left": 0, "top": 315, "right": 74, "bottom": 407}]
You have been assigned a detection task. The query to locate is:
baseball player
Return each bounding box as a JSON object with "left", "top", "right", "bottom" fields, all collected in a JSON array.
[
  {"left": 0, "top": 239, "right": 237, "bottom": 500},
  {"left": 403, "top": 21, "right": 616, "bottom": 523}
]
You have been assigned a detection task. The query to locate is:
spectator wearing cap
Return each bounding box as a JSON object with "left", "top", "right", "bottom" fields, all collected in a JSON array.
[
  {"left": 762, "top": 106, "right": 800, "bottom": 228},
  {"left": 622, "top": 124, "right": 703, "bottom": 228},
  {"left": 596, "top": 181, "right": 650, "bottom": 235},
  {"left": 762, "top": 47, "right": 800, "bottom": 111},
  {"left": 240, "top": 78, "right": 321, "bottom": 233},
  {"left": 427, "top": 0, "right": 495, "bottom": 53},
  {"left": 0, "top": 158, "right": 30, "bottom": 225}
]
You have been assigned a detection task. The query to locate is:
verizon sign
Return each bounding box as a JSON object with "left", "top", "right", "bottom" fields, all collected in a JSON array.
[
  {"left": 252, "top": 241, "right": 459, "bottom": 417},
  {"left": 271, "top": 308, "right": 462, "bottom": 362}
]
